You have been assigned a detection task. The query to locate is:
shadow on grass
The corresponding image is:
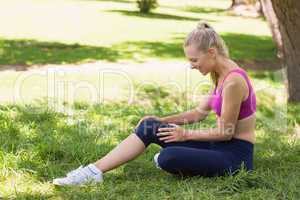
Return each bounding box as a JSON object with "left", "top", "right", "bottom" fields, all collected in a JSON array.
[
  {"left": 0, "top": 102, "right": 118, "bottom": 180},
  {"left": 253, "top": 131, "right": 300, "bottom": 192},
  {"left": 222, "top": 33, "right": 277, "bottom": 62},
  {"left": 0, "top": 39, "right": 120, "bottom": 67},
  {"left": 106, "top": 10, "right": 210, "bottom": 22},
  {"left": 0, "top": 37, "right": 185, "bottom": 68},
  {"left": 0, "top": 33, "right": 277, "bottom": 71},
  {"left": 1, "top": 94, "right": 300, "bottom": 198},
  {"left": 254, "top": 96, "right": 300, "bottom": 172}
]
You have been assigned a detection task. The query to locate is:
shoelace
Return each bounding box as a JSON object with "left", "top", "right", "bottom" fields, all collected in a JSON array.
[
  {"left": 67, "top": 165, "right": 83, "bottom": 177},
  {"left": 65, "top": 166, "right": 92, "bottom": 184}
]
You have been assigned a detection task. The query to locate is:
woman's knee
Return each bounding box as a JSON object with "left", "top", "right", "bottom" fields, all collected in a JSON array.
[
  {"left": 136, "top": 117, "right": 161, "bottom": 134},
  {"left": 134, "top": 117, "right": 161, "bottom": 146}
]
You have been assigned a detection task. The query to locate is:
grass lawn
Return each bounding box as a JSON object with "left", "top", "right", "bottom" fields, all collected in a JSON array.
[
  {"left": 0, "top": 0, "right": 279, "bottom": 104},
  {"left": 0, "top": 0, "right": 299, "bottom": 199},
  {"left": 0, "top": 0, "right": 276, "bottom": 65},
  {"left": 0, "top": 88, "right": 299, "bottom": 199}
]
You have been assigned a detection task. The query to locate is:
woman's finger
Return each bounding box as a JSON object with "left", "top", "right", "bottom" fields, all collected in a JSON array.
[
  {"left": 164, "top": 139, "right": 176, "bottom": 143},
  {"left": 158, "top": 135, "right": 174, "bottom": 141},
  {"left": 157, "top": 132, "right": 173, "bottom": 136},
  {"left": 158, "top": 127, "right": 175, "bottom": 132},
  {"left": 169, "top": 123, "right": 179, "bottom": 127}
]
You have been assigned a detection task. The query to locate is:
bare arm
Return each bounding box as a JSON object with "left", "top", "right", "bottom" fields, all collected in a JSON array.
[
  {"left": 160, "top": 95, "right": 212, "bottom": 125},
  {"left": 184, "top": 75, "right": 246, "bottom": 141}
]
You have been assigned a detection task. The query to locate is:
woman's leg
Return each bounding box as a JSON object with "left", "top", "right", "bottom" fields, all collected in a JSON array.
[
  {"left": 131, "top": 118, "right": 241, "bottom": 177},
  {"left": 94, "top": 133, "right": 146, "bottom": 173},
  {"left": 53, "top": 119, "right": 151, "bottom": 185},
  {"left": 93, "top": 117, "right": 172, "bottom": 173},
  {"left": 93, "top": 117, "right": 161, "bottom": 173},
  {"left": 157, "top": 146, "right": 235, "bottom": 177},
  {"left": 133, "top": 117, "right": 212, "bottom": 149},
  {"left": 53, "top": 117, "right": 215, "bottom": 185},
  {"left": 95, "top": 117, "right": 212, "bottom": 173}
]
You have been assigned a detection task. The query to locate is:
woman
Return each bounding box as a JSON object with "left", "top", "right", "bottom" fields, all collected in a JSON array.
[{"left": 53, "top": 22, "right": 256, "bottom": 186}]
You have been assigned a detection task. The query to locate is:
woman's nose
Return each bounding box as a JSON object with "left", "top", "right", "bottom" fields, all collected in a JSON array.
[
  {"left": 190, "top": 64, "right": 196, "bottom": 69},
  {"left": 186, "top": 63, "right": 193, "bottom": 69}
]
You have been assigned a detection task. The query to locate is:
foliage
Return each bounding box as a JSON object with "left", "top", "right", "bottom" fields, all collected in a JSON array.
[{"left": 137, "top": 0, "right": 158, "bottom": 13}]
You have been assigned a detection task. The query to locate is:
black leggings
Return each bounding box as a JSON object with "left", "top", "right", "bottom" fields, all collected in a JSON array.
[{"left": 134, "top": 118, "right": 254, "bottom": 177}]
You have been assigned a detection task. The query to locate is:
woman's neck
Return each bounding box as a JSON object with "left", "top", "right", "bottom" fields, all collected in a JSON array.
[{"left": 214, "top": 57, "right": 239, "bottom": 82}]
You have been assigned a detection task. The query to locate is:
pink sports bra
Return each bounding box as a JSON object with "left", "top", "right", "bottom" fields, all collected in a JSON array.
[{"left": 208, "top": 68, "right": 256, "bottom": 120}]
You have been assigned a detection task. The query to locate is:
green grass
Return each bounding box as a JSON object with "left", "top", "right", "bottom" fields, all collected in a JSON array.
[
  {"left": 0, "top": 33, "right": 276, "bottom": 65},
  {"left": 0, "top": 87, "right": 299, "bottom": 199},
  {"left": 0, "top": 0, "right": 298, "bottom": 199},
  {"left": 0, "top": 0, "right": 279, "bottom": 104},
  {"left": 0, "top": 0, "right": 276, "bottom": 65}
]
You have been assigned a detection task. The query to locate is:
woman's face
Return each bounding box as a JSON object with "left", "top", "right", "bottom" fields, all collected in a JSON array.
[{"left": 184, "top": 45, "right": 216, "bottom": 76}]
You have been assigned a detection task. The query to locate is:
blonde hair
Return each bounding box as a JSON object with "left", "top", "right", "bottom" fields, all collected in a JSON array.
[{"left": 184, "top": 21, "right": 229, "bottom": 87}]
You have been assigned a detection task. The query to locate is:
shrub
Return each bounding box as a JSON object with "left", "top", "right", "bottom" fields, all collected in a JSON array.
[{"left": 137, "top": 0, "right": 158, "bottom": 13}]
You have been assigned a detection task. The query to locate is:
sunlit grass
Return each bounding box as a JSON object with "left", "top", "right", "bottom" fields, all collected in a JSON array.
[
  {"left": 0, "top": 0, "right": 274, "bottom": 58},
  {"left": 1, "top": 1, "right": 297, "bottom": 199},
  {"left": 0, "top": 0, "right": 278, "bottom": 104},
  {"left": 0, "top": 86, "right": 299, "bottom": 199},
  {"left": 0, "top": 59, "right": 285, "bottom": 105}
]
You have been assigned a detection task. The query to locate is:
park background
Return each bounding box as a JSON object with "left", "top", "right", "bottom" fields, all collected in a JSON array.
[{"left": 0, "top": 0, "right": 299, "bottom": 199}]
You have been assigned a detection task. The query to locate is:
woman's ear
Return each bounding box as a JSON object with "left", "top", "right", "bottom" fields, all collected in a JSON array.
[{"left": 207, "top": 48, "right": 217, "bottom": 59}]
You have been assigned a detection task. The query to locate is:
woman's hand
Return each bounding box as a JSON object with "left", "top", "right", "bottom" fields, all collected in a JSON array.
[{"left": 157, "top": 124, "right": 187, "bottom": 143}]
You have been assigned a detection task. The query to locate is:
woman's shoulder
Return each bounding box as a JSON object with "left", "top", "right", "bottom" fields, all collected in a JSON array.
[
  {"left": 221, "top": 70, "right": 249, "bottom": 99},
  {"left": 223, "top": 68, "right": 248, "bottom": 88}
]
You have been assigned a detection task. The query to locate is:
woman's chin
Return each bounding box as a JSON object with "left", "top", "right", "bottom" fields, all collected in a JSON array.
[{"left": 199, "top": 70, "right": 207, "bottom": 75}]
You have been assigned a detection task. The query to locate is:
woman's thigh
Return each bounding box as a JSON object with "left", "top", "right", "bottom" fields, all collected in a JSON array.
[{"left": 157, "top": 146, "right": 234, "bottom": 177}]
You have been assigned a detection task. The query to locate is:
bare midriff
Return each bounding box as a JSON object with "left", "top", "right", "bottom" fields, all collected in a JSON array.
[{"left": 217, "top": 113, "right": 256, "bottom": 144}]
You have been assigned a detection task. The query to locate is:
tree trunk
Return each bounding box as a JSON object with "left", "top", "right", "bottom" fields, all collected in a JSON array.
[
  {"left": 231, "top": 0, "right": 248, "bottom": 8},
  {"left": 260, "top": 0, "right": 283, "bottom": 58},
  {"left": 231, "top": 0, "right": 257, "bottom": 7},
  {"left": 270, "top": 0, "right": 300, "bottom": 102},
  {"left": 229, "top": 0, "right": 261, "bottom": 17}
]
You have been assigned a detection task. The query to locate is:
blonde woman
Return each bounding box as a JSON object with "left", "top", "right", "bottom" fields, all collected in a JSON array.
[{"left": 53, "top": 22, "right": 256, "bottom": 186}]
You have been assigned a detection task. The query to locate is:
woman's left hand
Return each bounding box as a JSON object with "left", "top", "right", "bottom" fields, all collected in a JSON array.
[{"left": 157, "top": 124, "right": 187, "bottom": 143}]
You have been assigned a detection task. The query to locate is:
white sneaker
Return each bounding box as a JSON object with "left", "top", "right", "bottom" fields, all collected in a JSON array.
[
  {"left": 53, "top": 164, "right": 103, "bottom": 186},
  {"left": 153, "top": 153, "right": 162, "bottom": 169}
]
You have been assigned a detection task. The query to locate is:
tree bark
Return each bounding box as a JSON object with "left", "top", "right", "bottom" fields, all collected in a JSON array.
[
  {"left": 229, "top": 0, "right": 261, "bottom": 17},
  {"left": 231, "top": 0, "right": 250, "bottom": 7},
  {"left": 260, "top": 0, "right": 283, "bottom": 58},
  {"left": 270, "top": 0, "right": 300, "bottom": 102},
  {"left": 230, "top": 0, "right": 258, "bottom": 7}
]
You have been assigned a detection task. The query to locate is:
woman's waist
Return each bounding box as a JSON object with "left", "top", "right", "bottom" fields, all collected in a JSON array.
[
  {"left": 211, "top": 137, "right": 254, "bottom": 156},
  {"left": 233, "top": 132, "right": 255, "bottom": 144}
]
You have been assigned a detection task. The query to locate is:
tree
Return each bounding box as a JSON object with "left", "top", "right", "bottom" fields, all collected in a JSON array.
[
  {"left": 230, "top": 0, "right": 257, "bottom": 8},
  {"left": 231, "top": 0, "right": 250, "bottom": 8},
  {"left": 260, "top": 0, "right": 283, "bottom": 58},
  {"left": 137, "top": 0, "right": 158, "bottom": 13},
  {"left": 229, "top": 0, "right": 261, "bottom": 17},
  {"left": 267, "top": 0, "right": 300, "bottom": 102}
]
